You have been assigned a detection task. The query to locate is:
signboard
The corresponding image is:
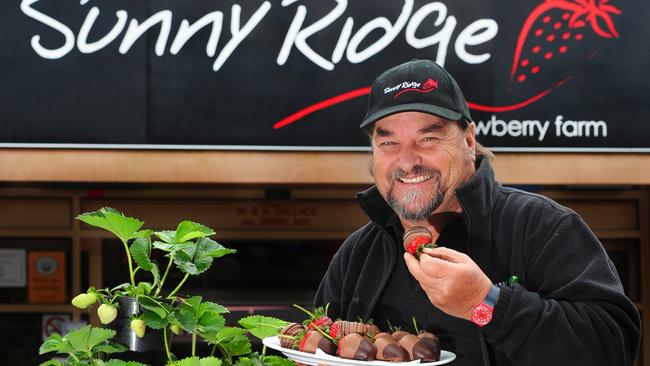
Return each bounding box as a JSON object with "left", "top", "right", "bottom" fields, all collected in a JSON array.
[
  {"left": 42, "top": 314, "right": 71, "bottom": 340},
  {"left": 0, "top": 249, "right": 27, "bottom": 287},
  {"left": 28, "top": 251, "right": 67, "bottom": 303},
  {"left": 0, "top": 0, "right": 648, "bottom": 151}
]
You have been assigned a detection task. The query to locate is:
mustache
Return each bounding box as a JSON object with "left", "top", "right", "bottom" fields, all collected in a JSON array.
[{"left": 389, "top": 165, "right": 438, "bottom": 183}]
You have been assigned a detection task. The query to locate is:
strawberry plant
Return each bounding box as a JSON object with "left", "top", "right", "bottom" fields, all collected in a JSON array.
[
  {"left": 38, "top": 325, "right": 140, "bottom": 366},
  {"left": 50, "top": 207, "right": 294, "bottom": 366}
]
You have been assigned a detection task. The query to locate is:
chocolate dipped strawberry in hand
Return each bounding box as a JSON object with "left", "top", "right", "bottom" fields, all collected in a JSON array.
[{"left": 404, "top": 226, "right": 435, "bottom": 259}]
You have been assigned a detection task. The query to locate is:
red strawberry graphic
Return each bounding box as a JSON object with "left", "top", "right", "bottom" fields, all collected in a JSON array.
[
  {"left": 422, "top": 78, "right": 438, "bottom": 91},
  {"left": 511, "top": 0, "right": 621, "bottom": 84}
]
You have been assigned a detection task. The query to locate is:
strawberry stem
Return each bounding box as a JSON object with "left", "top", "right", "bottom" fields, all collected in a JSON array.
[{"left": 292, "top": 304, "right": 315, "bottom": 319}]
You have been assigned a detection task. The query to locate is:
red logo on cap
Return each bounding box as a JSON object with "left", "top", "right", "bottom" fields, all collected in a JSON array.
[{"left": 394, "top": 78, "right": 439, "bottom": 98}]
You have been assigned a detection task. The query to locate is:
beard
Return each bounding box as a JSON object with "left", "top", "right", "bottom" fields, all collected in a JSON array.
[{"left": 386, "top": 165, "right": 446, "bottom": 221}]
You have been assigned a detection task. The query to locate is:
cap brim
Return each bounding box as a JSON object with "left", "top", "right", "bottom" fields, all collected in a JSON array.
[{"left": 359, "top": 103, "right": 463, "bottom": 129}]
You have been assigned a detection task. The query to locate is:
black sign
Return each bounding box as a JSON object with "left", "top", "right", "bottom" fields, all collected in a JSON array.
[{"left": 1, "top": 0, "right": 648, "bottom": 151}]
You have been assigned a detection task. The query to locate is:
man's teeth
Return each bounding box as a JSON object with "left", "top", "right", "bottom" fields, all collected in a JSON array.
[{"left": 399, "top": 175, "right": 431, "bottom": 184}]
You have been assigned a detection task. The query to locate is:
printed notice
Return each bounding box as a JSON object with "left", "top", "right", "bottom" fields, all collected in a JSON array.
[
  {"left": 28, "top": 251, "right": 67, "bottom": 303},
  {"left": 0, "top": 249, "right": 27, "bottom": 287}
]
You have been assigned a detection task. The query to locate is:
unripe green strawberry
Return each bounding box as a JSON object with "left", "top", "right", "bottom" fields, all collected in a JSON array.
[
  {"left": 71, "top": 293, "right": 97, "bottom": 309},
  {"left": 131, "top": 319, "right": 146, "bottom": 338},
  {"left": 170, "top": 324, "right": 181, "bottom": 335},
  {"left": 97, "top": 303, "right": 118, "bottom": 325}
]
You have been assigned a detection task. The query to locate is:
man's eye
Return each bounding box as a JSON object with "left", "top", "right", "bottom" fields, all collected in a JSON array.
[{"left": 380, "top": 141, "right": 396, "bottom": 146}]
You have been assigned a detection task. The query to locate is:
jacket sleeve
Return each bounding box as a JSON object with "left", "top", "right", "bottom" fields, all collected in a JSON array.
[{"left": 484, "top": 213, "right": 641, "bottom": 365}]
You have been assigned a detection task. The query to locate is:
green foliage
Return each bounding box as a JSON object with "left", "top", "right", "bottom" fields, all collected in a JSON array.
[
  {"left": 59, "top": 208, "right": 292, "bottom": 366},
  {"left": 237, "top": 316, "right": 288, "bottom": 341},
  {"left": 175, "top": 297, "right": 227, "bottom": 335},
  {"left": 203, "top": 327, "right": 252, "bottom": 358},
  {"left": 174, "top": 356, "right": 222, "bottom": 366},
  {"left": 234, "top": 353, "right": 295, "bottom": 366},
  {"left": 76, "top": 207, "right": 146, "bottom": 244},
  {"left": 39, "top": 325, "right": 129, "bottom": 365}
]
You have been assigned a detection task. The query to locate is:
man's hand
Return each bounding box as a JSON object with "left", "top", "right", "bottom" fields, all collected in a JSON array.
[{"left": 403, "top": 246, "right": 492, "bottom": 321}]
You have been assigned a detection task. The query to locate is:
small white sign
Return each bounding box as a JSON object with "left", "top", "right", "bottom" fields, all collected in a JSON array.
[
  {"left": 42, "top": 314, "right": 72, "bottom": 340},
  {"left": 0, "top": 249, "right": 26, "bottom": 287}
]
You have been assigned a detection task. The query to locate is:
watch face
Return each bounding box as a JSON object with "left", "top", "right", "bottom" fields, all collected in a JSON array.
[{"left": 471, "top": 303, "right": 493, "bottom": 326}]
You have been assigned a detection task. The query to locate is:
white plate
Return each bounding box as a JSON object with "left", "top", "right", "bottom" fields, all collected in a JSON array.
[{"left": 262, "top": 336, "right": 456, "bottom": 366}]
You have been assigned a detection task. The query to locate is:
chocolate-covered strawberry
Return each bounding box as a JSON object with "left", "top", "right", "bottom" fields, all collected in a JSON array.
[
  {"left": 298, "top": 330, "right": 337, "bottom": 355},
  {"left": 398, "top": 334, "right": 439, "bottom": 362},
  {"left": 279, "top": 322, "right": 305, "bottom": 349},
  {"left": 294, "top": 304, "right": 333, "bottom": 331},
  {"left": 404, "top": 226, "right": 435, "bottom": 259},
  {"left": 365, "top": 324, "right": 381, "bottom": 338},
  {"left": 329, "top": 320, "right": 366, "bottom": 339},
  {"left": 373, "top": 332, "right": 393, "bottom": 341},
  {"left": 337, "top": 333, "right": 376, "bottom": 361},
  {"left": 374, "top": 336, "right": 409, "bottom": 362},
  {"left": 391, "top": 330, "right": 410, "bottom": 341},
  {"left": 418, "top": 331, "right": 441, "bottom": 360}
]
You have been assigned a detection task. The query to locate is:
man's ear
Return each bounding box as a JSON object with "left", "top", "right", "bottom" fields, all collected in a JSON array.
[{"left": 465, "top": 122, "right": 477, "bottom": 154}]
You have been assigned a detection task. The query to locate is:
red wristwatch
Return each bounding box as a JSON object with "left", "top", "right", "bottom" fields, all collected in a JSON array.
[{"left": 470, "top": 284, "right": 500, "bottom": 327}]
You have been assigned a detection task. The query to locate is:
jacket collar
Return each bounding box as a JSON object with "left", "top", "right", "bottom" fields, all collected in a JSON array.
[{"left": 356, "top": 156, "right": 499, "bottom": 234}]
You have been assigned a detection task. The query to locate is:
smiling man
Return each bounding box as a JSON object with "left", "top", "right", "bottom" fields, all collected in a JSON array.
[{"left": 314, "top": 59, "right": 640, "bottom": 366}]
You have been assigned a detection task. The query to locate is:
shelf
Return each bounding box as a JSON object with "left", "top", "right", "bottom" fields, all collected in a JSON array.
[
  {"left": 0, "top": 304, "right": 77, "bottom": 313},
  {"left": 0, "top": 229, "right": 74, "bottom": 237}
]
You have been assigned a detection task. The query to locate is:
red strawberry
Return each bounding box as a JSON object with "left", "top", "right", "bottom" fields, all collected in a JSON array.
[
  {"left": 511, "top": 0, "right": 621, "bottom": 84},
  {"left": 330, "top": 322, "right": 340, "bottom": 338},
  {"left": 307, "top": 316, "right": 332, "bottom": 331},
  {"left": 298, "top": 331, "right": 312, "bottom": 352},
  {"left": 406, "top": 236, "right": 434, "bottom": 259}
]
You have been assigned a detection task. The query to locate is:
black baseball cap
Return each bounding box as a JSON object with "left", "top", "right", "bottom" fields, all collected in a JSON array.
[{"left": 360, "top": 59, "right": 472, "bottom": 129}]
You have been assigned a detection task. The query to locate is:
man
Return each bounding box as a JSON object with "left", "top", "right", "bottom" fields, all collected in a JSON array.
[{"left": 314, "top": 59, "right": 640, "bottom": 365}]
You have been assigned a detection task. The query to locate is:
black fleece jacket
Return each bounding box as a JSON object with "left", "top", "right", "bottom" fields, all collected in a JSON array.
[{"left": 314, "top": 157, "right": 641, "bottom": 366}]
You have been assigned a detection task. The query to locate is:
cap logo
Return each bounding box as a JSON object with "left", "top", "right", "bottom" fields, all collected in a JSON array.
[{"left": 383, "top": 78, "right": 439, "bottom": 98}]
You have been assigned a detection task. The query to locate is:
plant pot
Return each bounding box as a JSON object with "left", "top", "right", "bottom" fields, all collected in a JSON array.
[{"left": 107, "top": 296, "right": 167, "bottom": 364}]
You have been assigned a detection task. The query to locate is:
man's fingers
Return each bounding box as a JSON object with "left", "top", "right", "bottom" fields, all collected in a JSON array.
[
  {"left": 421, "top": 246, "right": 467, "bottom": 263},
  {"left": 404, "top": 252, "right": 451, "bottom": 279}
]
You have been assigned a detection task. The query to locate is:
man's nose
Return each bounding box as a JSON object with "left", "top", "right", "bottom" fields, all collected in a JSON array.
[{"left": 397, "top": 144, "right": 422, "bottom": 172}]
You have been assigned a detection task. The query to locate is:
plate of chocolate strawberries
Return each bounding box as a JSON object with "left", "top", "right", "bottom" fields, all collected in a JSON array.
[{"left": 263, "top": 307, "right": 455, "bottom": 366}]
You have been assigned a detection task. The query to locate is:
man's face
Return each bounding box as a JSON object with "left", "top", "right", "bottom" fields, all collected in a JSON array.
[{"left": 371, "top": 111, "right": 477, "bottom": 222}]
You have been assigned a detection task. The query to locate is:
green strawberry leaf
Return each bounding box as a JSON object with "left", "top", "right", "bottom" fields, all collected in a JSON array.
[
  {"left": 175, "top": 221, "right": 215, "bottom": 243},
  {"left": 76, "top": 208, "right": 145, "bottom": 243},
  {"left": 153, "top": 241, "right": 194, "bottom": 255},
  {"left": 142, "top": 309, "right": 168, "bottom": 330},
  {"left": 213, "top": 328, "right": 252, "bottom": 356},
  {"left": 38, "top": 361, "right": 65, "bottom": 366},
  {"left": 238, "top": 315, "right": 288, "bottom": 340},
  {"left": 39, "top": 334, "right": 64, "bottom": 354},
  {"left": 153, "top": 230, "right": 177, "bottom": 244},
  {"left": 93, "top": 341, "right": 128, "bottom": 355},
  {"left": 174, "top": 238, "right": 236, "bottom": 275},
  {"left": 70, "top": 326, "right": 117, "bottom": 353},
  {"left": 104, "top": 360, "right": 151, "bottom": 366},
  {"left": 132, "top": 229, "right": 153, "bottom": 239},
  {"left": 131, "top": 237, "right": 154, "bottom": 271},
  {"left": 262, "top": 355, "right": 296, "bottom": 366},
  {"left": 138, "top": 295, "right": 171, "bottom": 320},
  {"left": 175, "top": 296, "right": 202, "bottom": 332},
  {"left": 176, "top": 356, "right": 222, "bottom": 366},
  {"left": 198, "top": 311, "right": 226, "bottom": 333}
]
